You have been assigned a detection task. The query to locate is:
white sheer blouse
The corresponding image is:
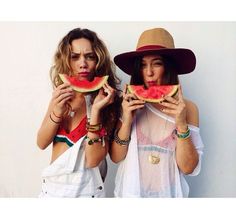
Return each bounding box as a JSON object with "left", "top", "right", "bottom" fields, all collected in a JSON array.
[{"left": 114, "top": 103, "right": 204, "bottom": 198}]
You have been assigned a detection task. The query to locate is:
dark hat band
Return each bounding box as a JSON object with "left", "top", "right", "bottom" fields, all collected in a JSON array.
[{"left": 137, "top": 45, "right": 166, "bottom": 51}]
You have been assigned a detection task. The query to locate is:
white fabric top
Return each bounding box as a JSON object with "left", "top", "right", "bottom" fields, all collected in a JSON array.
[{"left": 114, "top": 103, "right": 204, "bottom": 198}]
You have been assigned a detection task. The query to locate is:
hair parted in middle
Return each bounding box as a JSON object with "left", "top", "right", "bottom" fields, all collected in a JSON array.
[
  {"left": 49, "top": 27, "right": 122, "bottom": 139},
  {"left": 130, "top": 55, "right": 179, "bottom": 87}
]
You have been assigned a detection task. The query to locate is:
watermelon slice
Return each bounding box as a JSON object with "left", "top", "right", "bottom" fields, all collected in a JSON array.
[
  {"left": 128, "top": 84, "right": 178, "bottom": 103},
  {"left": 59, "top": 74, "right": 108, "bottom": 93}
]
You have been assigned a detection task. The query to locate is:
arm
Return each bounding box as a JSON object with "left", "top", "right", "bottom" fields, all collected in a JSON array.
[
  {"left": 84, "top": 83, "right": 116, "bottom": 168},
  {"left": 109, "top": 120, "right": 131, "bottom": 163},
  {"left": 109, "top": 85, "right": 145, "bottom": 163},
  {"left": 175, "top": 100, "right": 199, "bottom": 174},
  {"left": 161, "top": 86, "right": 199, "bottom": 174},
  {"left": 37, "top": 83, "right": 74, "bottom": 149}
]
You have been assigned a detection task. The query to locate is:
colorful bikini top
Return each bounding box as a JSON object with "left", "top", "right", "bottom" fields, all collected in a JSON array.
[{"left": 54, "top": 116, "right": 87, "bottom": 147}]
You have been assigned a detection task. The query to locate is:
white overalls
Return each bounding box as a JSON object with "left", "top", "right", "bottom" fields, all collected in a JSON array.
[
  {"left": 39, "top": 95, "right": 105, "bottom": 198},
  {"left": 39, "top": 136, "right": 105, "bottom": 198}
]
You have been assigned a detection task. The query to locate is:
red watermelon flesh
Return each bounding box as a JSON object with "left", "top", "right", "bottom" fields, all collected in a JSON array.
[
  {"left": 128, "top": 85, "right": 178, "bottom": 103},
  {"left": 59, "top": 74, "right": 108, "bottom": 93}
]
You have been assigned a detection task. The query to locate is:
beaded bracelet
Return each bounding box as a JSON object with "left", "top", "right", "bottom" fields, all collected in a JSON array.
[
  {"left": 175, "top": 127, "right": 191, "bottom": 139},
  {"left": 113, "top": 129, "right": 131, "bottom": 146},
  {"left": 85, "top": 135, "right": 105, "bottom": 146}
]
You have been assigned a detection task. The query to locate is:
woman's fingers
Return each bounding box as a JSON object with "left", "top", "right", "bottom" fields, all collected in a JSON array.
[
  {"left": 163, "top": 95, "right": 179, "bottom": 105},
  {"left": 126, "top": 99, "right": 145, "bottom": 107},
  {"left": 122, "top": 84, "right": 128, "bottom": 98},
  {"left": 93, "top": 84, "right": 116, "bottom": 110},
  {"left": 128, "top": 104, "right": 145, "bottom": 111},
  {"left": 122, "top": 98, "right": 145, "bottom": 115},
  {"left": 57, "top": 82, "right": 71, "bottom": 90},
  {"left": 104, "top": 82, "right": 114, "bottom": 92},
  {"left": 56, "top": 92, "right": 74, "bottom": 103},
  {"left": 123, "top": 92, "right": 138, "bottom": 102},
  {"left": 160, "top": 101, "right": 178, "bottom": 109},
  {"left": 103, "top": 83, "right": 115, "bottom": 99},
  {"left": 103, "top": 84, "right": 116, "bottom": 100},
  {"left": 122, "top": 84, "right": 138, "bottom": 101},
  {"left": 53, "top": 83, "right": 73, "bottom": 98},
  {"left": 57, "top": 94, "right": 74, "bottom": 106},
  {"left": 53, "top": 88, "right": 73, "bottom": 98},
  {"left": 178, "top": 85, "right": 184, "bottom": 102},
  {"left": 161, "top": 108, "right": 176, "bottom": 115}
]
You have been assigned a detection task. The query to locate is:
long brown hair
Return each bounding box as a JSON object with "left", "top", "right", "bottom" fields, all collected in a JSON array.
[
  {"left": 50, "top": 28, "right": 121, "bottom": 139},
  {"left": 130, "top": 55, "right": 179, "bottom": 85}
]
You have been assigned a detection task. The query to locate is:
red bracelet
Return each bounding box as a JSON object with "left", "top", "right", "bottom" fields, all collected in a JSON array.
[{"left": 89, "top": 127, "right": 107, "bottom": 137}]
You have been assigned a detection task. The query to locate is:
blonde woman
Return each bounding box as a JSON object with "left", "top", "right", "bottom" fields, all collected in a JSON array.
[{"left": 37, "top": 28, "right": 120, "bottom": 197}]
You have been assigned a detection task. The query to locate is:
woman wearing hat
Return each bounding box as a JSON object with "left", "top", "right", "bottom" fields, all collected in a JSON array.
[{"left": 110, "top": 28, "right": 204, "bottom": 197}]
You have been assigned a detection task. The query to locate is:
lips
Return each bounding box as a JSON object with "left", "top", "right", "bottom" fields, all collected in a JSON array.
[
  {"left": 78, "top": 72, "right": 90, "bottom": 77},
  {"left": 147, "top": 81, "right": 157, "bottom": 87}
]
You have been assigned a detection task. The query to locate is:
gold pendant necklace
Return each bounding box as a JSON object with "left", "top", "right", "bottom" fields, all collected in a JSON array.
[
  {"left": 148, "top": 154, "right": 160, "bottom": 164},
  {"left": 145, "top": 104, "right": 167, "bottom": 165}
]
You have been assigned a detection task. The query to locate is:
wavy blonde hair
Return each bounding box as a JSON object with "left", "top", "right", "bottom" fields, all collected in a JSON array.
[{"left": 50, "top": 28, "right": 121, "bottom": 139}]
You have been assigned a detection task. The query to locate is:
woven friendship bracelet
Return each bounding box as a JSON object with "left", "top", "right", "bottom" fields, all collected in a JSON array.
[
  {"left": 175, "top": 127, "right": 191, "bottom": 139},
  {"left": 113, "top": 129, "right": 131, "bottom": 146}
]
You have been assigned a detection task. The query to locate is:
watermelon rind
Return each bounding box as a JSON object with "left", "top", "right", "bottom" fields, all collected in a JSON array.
[
  {"left": 128, "top": 84, "right": 179, "bottom": 103},
  {"left": 59, "top": 74, "right": 109, "bottom": 93}
]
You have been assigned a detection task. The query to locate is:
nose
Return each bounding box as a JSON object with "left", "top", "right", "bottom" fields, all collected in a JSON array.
[
  {"left": 146, "top": 65, "right": 153, "bottom": 76},
  {"left": 78, "top": 56, "right": 88, "bottom": 69}
]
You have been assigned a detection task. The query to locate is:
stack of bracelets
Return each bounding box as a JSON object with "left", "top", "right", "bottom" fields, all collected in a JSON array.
[
  {"left": 175, "top": 126, "right": 191, "bottom": 140},
  {"left": 86, "top": 121, "right": 107, "bottom": 146},
  {"left": 113, "top": 129, "right": 131, "bottom": 147}
]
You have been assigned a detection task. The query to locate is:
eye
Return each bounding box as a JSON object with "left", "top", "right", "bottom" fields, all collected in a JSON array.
[
  {"left": 140, "top": 63, "right": 147, "bottom": 68},
  {"left": 85, "top": 54, "right": 96, "bottom": 61},
  {"left": 71, "top": 54, "right": 79, "bottom": 60},
  {"left": 153, "top": 60, "right": 164, "bottom": 66}
]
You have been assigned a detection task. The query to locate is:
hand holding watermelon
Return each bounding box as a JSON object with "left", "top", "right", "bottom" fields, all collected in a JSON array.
[
  {"left": 51, "top": 83, "right": 75, "bottom": 117},
  {"left": 160, "top": 85, "right": 188, "bottom": 131},
  {"left": 121, "top": 84, "right": 146, "bottom": 125},
  {"left": 91, "top": 82, "right": 116, "bottom": 113}
]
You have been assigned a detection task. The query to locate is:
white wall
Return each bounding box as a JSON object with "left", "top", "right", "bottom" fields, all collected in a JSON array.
[{"left": 0, "top": 22, "right": 235, "bottom": 197}]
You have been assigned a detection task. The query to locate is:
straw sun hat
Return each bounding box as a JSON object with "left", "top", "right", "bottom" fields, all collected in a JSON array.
[{"left": 114, "top": 28, "right": 196, "bottom": 75}]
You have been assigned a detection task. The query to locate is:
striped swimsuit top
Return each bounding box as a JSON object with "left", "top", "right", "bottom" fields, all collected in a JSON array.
[{"left": 54, "top": 116, "right": 87, "bottom": 147}]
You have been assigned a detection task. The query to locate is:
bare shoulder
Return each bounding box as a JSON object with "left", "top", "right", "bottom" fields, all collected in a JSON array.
[{"left": 184, "top": 99, "right": 199, "bottom": 127}]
